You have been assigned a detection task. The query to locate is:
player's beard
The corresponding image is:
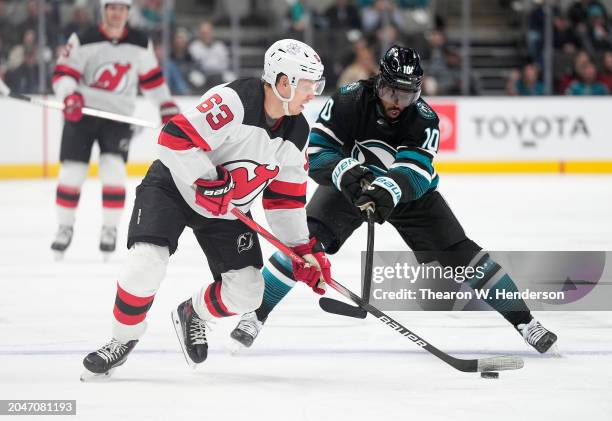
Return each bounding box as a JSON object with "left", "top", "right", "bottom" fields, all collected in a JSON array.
[{"left": 385, "top": 106, "right": 402, "bottom": 120}]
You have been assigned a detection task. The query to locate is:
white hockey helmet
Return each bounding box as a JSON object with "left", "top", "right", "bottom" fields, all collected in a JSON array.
[
  {"left": 100, "top": 0, "right": 132, "bottom": 8},
  {"left": 262, "top": 39, "right": 325, "bottom": 115}
]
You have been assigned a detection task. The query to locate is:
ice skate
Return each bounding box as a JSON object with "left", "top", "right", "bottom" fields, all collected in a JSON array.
[
  {"left": 230, "top": 311, "right": 263, "bottom": 350},
  {"left": 517, "top": 318, "right": 558, "bottom": 354},
  {"left": 81, "top": 338, "right": 138, "bottom": 381},
  {"left": 171, "top": 298, "right": 209, "bottom": 368},
  {"left": 99, "top": 226, "right": 117, "bottom": 260},
  {"left": 51, "top": 225, "right": 73, "bottom": 260}
]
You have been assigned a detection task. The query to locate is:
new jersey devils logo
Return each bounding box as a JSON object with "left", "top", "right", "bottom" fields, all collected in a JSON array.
[
  {"left": 223, "top": 160, "right": 280, "bottom": 206},
  {"left": 91, "top": 62, "right": 132, "bottom": 92},
  {"left": 237, "top": 232, "right": 254, "bottom": 254}
]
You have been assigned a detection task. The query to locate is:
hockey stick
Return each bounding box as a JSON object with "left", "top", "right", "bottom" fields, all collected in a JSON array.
[
  {"left": 318, "top": 209, "right": 374, "bottom": 319},
  {"left": 0, "top": 78, "right": 159, "bottom": 129},
  {"left": 230, "top": 207, "right": 524, "bottom": 373}
]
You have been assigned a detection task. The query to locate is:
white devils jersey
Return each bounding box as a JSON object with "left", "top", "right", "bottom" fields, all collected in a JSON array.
[
  {"left": 52, "top": 25, "right": 172, "bottom": 116},
  {"left": 157, "top": 78, "right": 310, "bottom": 247}
]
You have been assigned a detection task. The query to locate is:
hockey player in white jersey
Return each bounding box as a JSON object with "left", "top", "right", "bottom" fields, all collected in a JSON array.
[
  {"left": 81, "top": 39, "right": 330, "bottom": 378},
  {"left": 50, "top": 0, "right": 179, "bottom": 259}
]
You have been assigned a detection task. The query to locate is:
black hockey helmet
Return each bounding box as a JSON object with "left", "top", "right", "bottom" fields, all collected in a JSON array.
[{"left": 376, "top": 45, "right": 423, "bottom": 107}]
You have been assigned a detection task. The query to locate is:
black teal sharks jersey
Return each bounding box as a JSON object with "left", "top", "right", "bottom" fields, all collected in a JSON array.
[
  {"left": 52, "top": 25, "right": 173, "bottom": 116},
  {"left": 308, "top": 78, "right": 440, "bottom": 202},
  {"left": 158, "top": 78, "right": 310, "bottom": 247}
]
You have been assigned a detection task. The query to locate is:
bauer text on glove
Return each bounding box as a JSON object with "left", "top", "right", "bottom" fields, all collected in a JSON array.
[
  {"left": 195, "top": 165, "right": 234, "bottom": 216},
  {"left": 331, "top": 158, "right": 376, "bottom": 205},
  {"left": 354, "top": 176, "right": 401, "bottom": 224}
]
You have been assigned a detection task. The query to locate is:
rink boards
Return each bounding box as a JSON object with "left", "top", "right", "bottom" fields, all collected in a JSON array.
[{"left": 2, "top": 95, "right": 612, "bottom": 178}]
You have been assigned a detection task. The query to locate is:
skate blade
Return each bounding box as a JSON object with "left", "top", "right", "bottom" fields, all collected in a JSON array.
[
  {"left": 53, "top": 251, "right": 65, "bottom": 261},
  {"left": 101, "top": 252, "right": 112, "bottom": 263},
  {"left": 80, "top": 368, "right": 115, "bottom": 382},
  {"left": 546, "top": 343, "right": 562, "bottom": 357},
  {"left": 228, "top": 339, "right": 245, "bottom": 356},
  {"left": 171, "top": 310, "right": 197, "bottom": 370}
]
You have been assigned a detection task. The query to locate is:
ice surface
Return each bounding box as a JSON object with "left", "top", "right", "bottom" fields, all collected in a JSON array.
[{"left": 1, "top": 175, "right": 611, "bottom": 421}]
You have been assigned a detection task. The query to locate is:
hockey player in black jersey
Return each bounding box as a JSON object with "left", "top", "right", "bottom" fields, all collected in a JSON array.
[{"left": 231, "top": 45, "right": 558, "bottom": 354}]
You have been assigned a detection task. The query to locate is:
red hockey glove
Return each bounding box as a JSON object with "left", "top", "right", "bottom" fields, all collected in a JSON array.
[
  {"left": 291, "top": 237, "right": 330, "bottom": 295},
  {"left": 63, "top": 92, "right": 84, "bottom": 122},
  {"left": 160, "top": 101, "right": 180, "bottom": 125},
  {"left": 195, "top": 165, "right": 234, "bottom": 216}
]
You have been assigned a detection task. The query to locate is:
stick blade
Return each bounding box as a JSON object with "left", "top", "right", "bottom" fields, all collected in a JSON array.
[
  {"left": 477, "top": 355, "right": 524, "bottom": 372},
  {"left": 319, "top": 297, "right": 367, "bottom": 319}
]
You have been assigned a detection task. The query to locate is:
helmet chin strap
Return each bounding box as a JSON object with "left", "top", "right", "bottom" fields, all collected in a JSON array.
[{"left": 271, "top": 83, "right": 296, "bottom": 116}]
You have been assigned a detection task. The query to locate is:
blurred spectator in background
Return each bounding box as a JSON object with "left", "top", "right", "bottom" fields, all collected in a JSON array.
[
  {"left": 422, "top": 28, "right": 447, "bottom": 76},
  {"left": 131, "top": 0, "right": 174, "bottom": 38},
  {"left": 240, "top": 0, "right": 274, "bottom": 27},
  {"left": 445, "top": 49, "right": 480, "bottom": 95},
  {"left": 188, "top": 21, "right": 231, "bottom": 89},
  {"left": 567, "top": 0, "right": 607, "bottom": 27},
  {"left": 62, "top": 6, "right": 93, "bottom": 44},
  {"left": 581, "top": 3, "right": 611, "bottom": 53},
  {"left": 526, "top": 0, "right": 545, "bottom": 68},
  {"left": 0, "top": 0, "right": 15, "bottom": 48},
  {"left": 154, "top": 42, "right": 189, "bottom": 95},
  {"left": 557, "top": 50, "right": 592, "bottom": 93},
  {"left": 337, "top": 37, "right": 378, "bottom": 86},
  {"left": 285, "top": 0, "right": 308, "bottom": 40},
  {"left": 375, "top": 18, "right": 403, "bottom": 54},
  {"left": 7, "top": 29, "right": 52, "bottom": 74},
  {"left": 324, "top": 0, "right": 362, "bottom": 30},
  {"left": 424, "top": 48, "right": 479, "bottom": 95},
  {"left": 397, "top": 0, "right": 431, "bottom": 35},
  {"left": 598, "top": 50, "right": 612, "bottom": 91},
  {"left": 565, "top": 60, "right": 608, "bottom": 94},
  {"left": 4, "top": 48, "right": 48, "bottom": 94},
  {"left": 553, "top": 12, "right": 581, "bottom": 53},
  {"left": 15, "top": 0, "right": 59, "bottom": 49},
  {"left": 506, "top": 61, "right": 545, "bottom": 96},
  {"left": 360, "top": 0, "right": 404, "bottom": 35},
  {"left": 171, "top": 27, "right": 201, "bottom": 94}
]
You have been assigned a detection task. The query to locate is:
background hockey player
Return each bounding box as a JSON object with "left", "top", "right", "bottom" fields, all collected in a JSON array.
[
  {"left": 230, "top": 45, "right": 558, "bottom": 355},
  {"left": 81, "top": 39, "right": 330, "bottom": 378},
  {"left": 50, "top": 0, "right": 179, "bottom": 258}
]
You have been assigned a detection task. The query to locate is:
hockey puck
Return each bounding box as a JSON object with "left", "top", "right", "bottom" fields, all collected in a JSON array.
[{"left": 480, "top": 371, "right": 499, "bottom": 379}]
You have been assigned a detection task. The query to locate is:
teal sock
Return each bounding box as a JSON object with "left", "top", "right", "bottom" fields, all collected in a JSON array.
[
  {"left": 255, "top": 252, "right": 297, "bottom": 322},
  {"left": 467, "top": 253, "right": 532, "bottom": 326}
]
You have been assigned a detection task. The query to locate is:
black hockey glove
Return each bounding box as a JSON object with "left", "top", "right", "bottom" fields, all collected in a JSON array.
[
  {"left": 331, "top": 158, "right": 375, "bottom": 205},
  {"left": 354, "top": 176, "right": 402, "bottom": 224}
]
